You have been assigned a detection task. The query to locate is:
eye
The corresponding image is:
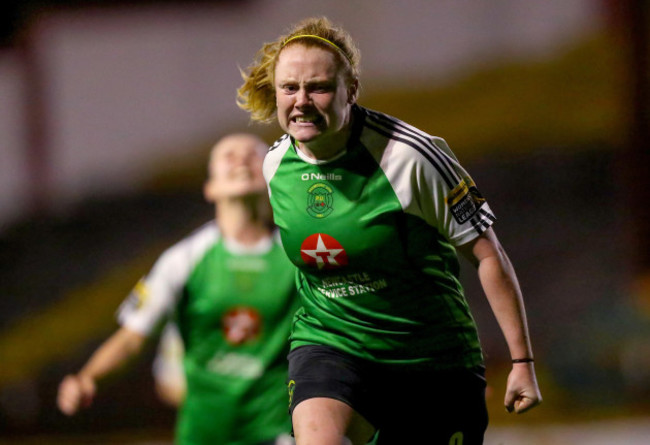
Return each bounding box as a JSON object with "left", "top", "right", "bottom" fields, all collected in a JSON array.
[
  {"left": 222, "top": 151, "right": 236, "bottom": 162},
  {"left": 309, "top": 82, "right": 335, "bottom": 94},
  {"left": 280, "top": 83, "right": 298, "bottom": 94}
]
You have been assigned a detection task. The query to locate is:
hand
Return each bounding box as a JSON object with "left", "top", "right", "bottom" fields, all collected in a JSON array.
[
  {"left": 57, "top": 374, "right": 96, "bottom": 416},
  {"left": 504, "top": 363, "right": 542, "bottom": 414}
]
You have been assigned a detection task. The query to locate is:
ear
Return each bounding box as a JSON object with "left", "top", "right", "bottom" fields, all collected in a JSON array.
[{"left": 347, "top": 79, "right": 359, "bottom": 104}]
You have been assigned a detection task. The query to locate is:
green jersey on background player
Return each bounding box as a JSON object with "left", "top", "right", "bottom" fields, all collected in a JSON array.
[
  {"left": 57, "top": 134, "right": 299, "bottom": 445},
  {"left": 119, "top": 222, "right": 298, "bottom": 444}
]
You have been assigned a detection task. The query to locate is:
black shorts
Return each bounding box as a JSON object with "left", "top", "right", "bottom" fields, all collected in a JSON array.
[{"left": 288, "top": 345, "right": 488, "bottom": 444}]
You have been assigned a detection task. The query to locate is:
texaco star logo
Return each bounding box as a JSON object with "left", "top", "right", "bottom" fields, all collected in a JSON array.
[{"left": 300, "top": 233, "right": 348, "bottom": 270}]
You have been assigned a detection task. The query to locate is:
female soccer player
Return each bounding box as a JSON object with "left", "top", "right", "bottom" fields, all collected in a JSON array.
[
  {"left": 237, "top": 17, "right": 542, "bottom": 445},
  {"left": 57, "top": 133, "right": 299, "bottom": 445}
]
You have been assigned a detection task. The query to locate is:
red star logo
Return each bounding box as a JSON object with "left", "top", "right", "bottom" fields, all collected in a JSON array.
[
  {"left": 223, "top": 307, "right": 261, "bottom": 345},
  {"left": 300, "top": 233, "right": 348, "bottom": 270}
]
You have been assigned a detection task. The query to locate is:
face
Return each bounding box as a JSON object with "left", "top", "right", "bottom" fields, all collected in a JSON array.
[
  {"left": 274, "top": 44, "right": 357, "bottom": 157},
  {"left": 204, "top": 134, "right": 267, "bottom": 202}
]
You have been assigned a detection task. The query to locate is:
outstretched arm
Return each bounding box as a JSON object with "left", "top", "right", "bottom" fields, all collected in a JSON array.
[
  {"left": 457, "top": 227, "right": 542, "bottom": 414},
  {"left": 57, "top": 326, "right": 146, "bottom": 415}
]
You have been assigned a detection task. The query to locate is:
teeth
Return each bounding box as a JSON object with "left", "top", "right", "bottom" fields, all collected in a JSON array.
[{"left": 295, "top": 116, "right": 316, "bottom": 123}]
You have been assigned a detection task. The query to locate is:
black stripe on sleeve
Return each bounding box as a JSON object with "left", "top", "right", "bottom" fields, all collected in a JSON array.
[
  {"left": 479, "top": 208, "right": 496, "bottom": 222},
  {"left": 363, "top": 120, "right": 457, "bottom": 189},
  {"left": 469, "top": 207, "right": 496, "bottom": 234},
  {"left": 364, "top": 108, "right": 462, "bottom": 185},
  {"left": 268, "top": 134, "right": 289, "bottom": 152}
]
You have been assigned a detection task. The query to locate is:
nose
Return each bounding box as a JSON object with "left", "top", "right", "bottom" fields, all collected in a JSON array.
[
  {"left": 237, "top": 153, "right": 255, "bottom": 166},
  {"left": 239, "top": 150, "right": 260, "bottom": 166},
  {"left": 295, "top": 88, "right": 311, "bottom": 107}
]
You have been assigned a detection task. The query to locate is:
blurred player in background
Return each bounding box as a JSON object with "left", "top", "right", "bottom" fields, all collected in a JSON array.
[
  {"left": 57, "top": 133, "right": 299, "bottom": 445},
  {"left": 237, "top": 16, "right": 542, "bottom": 445}
]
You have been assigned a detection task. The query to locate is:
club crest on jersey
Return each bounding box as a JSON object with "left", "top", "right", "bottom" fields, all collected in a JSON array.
[
  {"left": 300, "top": 233, "right": 348, "bottom": 269},
  {"left": 446, "top": 177, "right": 486, "bottom": 224},
  {"left": 306, "top": 183, "right": 334, "bottom": 218}
]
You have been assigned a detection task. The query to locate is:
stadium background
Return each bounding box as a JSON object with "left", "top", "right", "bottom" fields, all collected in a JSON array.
[{"left": 1, "top": 0, "right": 649, "bottom": 443}]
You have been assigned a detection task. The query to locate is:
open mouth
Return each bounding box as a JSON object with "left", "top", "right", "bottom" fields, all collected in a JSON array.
[
  {"left": 229, "top": 168, "right": 253, "bottom": 180},
  {"left": 293, "top": 115, "right": 321, "bottom": 125}
]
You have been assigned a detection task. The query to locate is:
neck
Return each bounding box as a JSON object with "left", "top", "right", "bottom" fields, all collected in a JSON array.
[{"left": 215, "top": 196, "right": 271, "bottom": 245}]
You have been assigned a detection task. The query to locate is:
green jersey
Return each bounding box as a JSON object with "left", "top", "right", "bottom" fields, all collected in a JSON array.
[
  {"left": 118, "top": 222, "right": 299, "bottom": 444},
  {"left": 264, "top": 105, "right": 494, "bottom": 370}
]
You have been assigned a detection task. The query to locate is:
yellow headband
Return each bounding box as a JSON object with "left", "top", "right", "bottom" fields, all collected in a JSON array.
[{"left": 282, "top": 34, "right": 351, "bottom": 64}]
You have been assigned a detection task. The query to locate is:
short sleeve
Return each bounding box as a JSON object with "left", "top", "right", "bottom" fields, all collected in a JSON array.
[
  {"left": 418, "top": 137, "right": 495, "bottom": 246},
  {"left": 116, "top": 245, "right": 191, "bottom": 335},
  {"left": 116, "top": 222, "right": 218, "bottom": 335}
]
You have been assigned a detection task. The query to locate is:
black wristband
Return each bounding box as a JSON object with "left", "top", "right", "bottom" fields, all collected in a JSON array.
[{"left": 511, "top": 358, "right": 534, "bottom": 363}]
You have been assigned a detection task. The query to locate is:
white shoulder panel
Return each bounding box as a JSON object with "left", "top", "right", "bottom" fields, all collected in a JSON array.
[
  {"left": 116, "top": 221, "right": 220, "bottom": 335},
  {"left": 263, "top": 134, "right": 292, "bottom": 198},
  {"left": 361, "top": 108, "right": 494, "bottom": 246}
]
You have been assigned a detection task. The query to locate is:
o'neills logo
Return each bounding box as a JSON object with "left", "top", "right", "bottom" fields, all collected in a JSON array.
[
  {"left": 300, "top": 233, "right": 348, "bottom": 270},
  {"left": 306, "top": 183, "right": 334, "bottom": 218}
]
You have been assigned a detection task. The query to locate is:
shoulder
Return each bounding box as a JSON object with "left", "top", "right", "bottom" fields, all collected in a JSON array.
[
  {"left": 268, "top": 133, "right": 291, "bottom": 153},
  {"left": 266, "top": 134, "right": 292, "bottom": 162},
  {"left": 156, "top": 221, "right": 220, "bottom": 269},
  {"left": 263, "top": 134, "right": 292, "bottom": 182},
  {"left": 357, "top": 106, "right": 462, "bottom": 189}
]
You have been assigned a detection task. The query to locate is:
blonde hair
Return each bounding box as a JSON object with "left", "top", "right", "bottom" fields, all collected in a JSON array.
[{"left": 236, "top": 17, "right": 361, "bottom": 123}]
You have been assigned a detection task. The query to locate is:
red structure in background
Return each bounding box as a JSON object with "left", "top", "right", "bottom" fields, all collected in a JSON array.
[
  {"left": 605, "top": 0, "right": 650, "bottom": 297},
  {"left": 20, "top": 21, "right": 51, "bottom": 217}
]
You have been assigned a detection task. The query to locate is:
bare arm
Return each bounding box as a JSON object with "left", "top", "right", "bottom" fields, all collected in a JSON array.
[
  {"left": 57, "top": 326, "right": 146, "bottom": 415},
  {"left": 155, "top": 379, "right": 186, "bottom": 408},
  {"left": 457, "top": 227, "right": 542, "bottom": 414}
]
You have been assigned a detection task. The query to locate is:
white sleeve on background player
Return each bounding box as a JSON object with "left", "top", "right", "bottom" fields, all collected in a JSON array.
[
  {"left": 116, "top": 222, "right": 219, "bottom": 336},
  {"left": 152, "top": 322, "right": 186, "bottom": 390}
]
